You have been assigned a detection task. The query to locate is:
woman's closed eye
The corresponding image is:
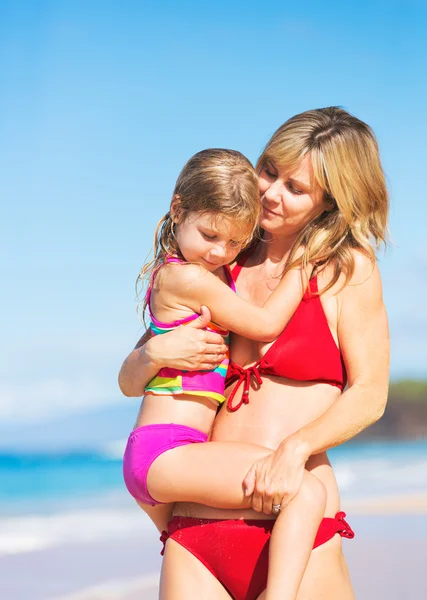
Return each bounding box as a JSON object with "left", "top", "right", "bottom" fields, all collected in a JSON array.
[
  {"left": 264, "top": 167, "right": 277, "bottom": 179},
  {"left": 286, "top": 182, "right": 304, "bottom": 195}
]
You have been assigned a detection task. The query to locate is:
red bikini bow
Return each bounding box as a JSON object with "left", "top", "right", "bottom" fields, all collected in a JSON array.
[
  {"left": 335, "top": 512, "right": 355, "bottom": 539},
  {"left": 160, "top": 530, "right": 169, "bottom": 555},
  {"left": 226, "top": 362, "right": 263, "bottom": 412}
]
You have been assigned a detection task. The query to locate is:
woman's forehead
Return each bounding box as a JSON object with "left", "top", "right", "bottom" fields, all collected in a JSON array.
[{"left": 269, "top": 154, "right": 317, "bottom": 189}]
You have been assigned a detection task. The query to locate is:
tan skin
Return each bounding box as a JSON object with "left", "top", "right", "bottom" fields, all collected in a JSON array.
[{"left": 119, "top": 156, "right": 390, "bottom": 599}]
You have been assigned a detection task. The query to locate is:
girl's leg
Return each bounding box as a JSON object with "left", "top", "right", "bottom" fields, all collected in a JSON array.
[
  {"left": 160, "top": 539, "right": 232, "bottom": 600},
  {"left": 265, "top": 470, "right": 327, "bottom": 600},
  {"left": 136, "top": 501, "right": 174, "bottom": 533},
  {"left": 147, "top": 440, "right": 273, "bottom": 508},
  {"left": 147, "top": 441, "right": 325, "bottom": 600},
  {"left": 257, "top": 536, "right": 356, "bottom": 600}
]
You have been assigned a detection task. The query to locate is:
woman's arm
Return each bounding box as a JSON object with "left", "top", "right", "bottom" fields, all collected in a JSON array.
[
  {"left": 165, "top": 260, "right": 311, "bottom": 342},
  {"left": 243, "top": 254, "right": 390, "bottom": 513},
  {"left": 118, "top": 307, "right": 228, "bottom": 397}
]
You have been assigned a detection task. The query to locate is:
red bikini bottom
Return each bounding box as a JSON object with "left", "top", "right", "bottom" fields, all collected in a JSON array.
[{"left": 160, "top": 512, "right": 354, "bottom": 600}]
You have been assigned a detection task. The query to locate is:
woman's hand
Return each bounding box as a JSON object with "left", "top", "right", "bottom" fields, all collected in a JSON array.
[
  {"left": 118, "top": 306, "right": 228, "bottom": 397},
  {"left": 148, "top": 306, "right": 228, "bottom": 371},
  {"left": 242, "top": 435, "right": 310, "bottom": 515}
]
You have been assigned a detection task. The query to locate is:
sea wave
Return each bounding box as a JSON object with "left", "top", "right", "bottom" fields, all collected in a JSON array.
[
  {"left": 0, "top": 505, "right": 153, "bottom": 556},
  {"left": 0, "top": 439, "right": 128, "bottom": 465},
  {"left": 332, "top": 456, "right": 427, "bottom": 498}
]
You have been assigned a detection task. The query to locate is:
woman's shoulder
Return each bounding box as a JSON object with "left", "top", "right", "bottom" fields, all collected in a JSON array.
[
  {"left": 347, "top": 248, "right": 379, "bottom": 285},
  {"left": 317, "top": 248, "right": 382, "bottom": 297}
]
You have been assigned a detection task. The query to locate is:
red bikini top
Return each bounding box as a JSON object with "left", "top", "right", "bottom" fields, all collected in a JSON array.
[{"left": 225, "top": 251, "right": 347, "bottom": 412}]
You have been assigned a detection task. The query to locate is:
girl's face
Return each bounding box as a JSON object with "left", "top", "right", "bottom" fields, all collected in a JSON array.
[
  {"left": 258, "top": 154, "right": 327, "bottom": 237},
  {"left": 174, "top": 211, "right": 247, "bottom": 272}
]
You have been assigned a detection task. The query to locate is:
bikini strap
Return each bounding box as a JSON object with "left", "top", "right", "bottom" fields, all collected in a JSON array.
[
  {"left": 231, "top": 248, "right": 253, "bottom": 281},
  {"left": 224, "top": 264, "right": 237, "bottom": 293},
  {"left": 145, "top": 256, "right": 186, "bottom": 323}
]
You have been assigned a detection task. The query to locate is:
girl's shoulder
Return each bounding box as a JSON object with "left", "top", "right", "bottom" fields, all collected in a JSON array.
[{"left": 154, "top": 261, "right": 211, "bottom": 293}]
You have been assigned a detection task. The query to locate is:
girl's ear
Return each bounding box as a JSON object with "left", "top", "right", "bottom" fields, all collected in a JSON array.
[{"left": 170, "top": 195, "right": 183, "bottom": 223}]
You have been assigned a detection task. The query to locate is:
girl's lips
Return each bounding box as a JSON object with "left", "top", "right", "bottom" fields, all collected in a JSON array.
[{"left": 203, "top": 258, "right": 221, "bottom": 267}]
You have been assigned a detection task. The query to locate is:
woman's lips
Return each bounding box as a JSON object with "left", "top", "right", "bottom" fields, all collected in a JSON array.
[{"left": 262, "top": 205, "right": 280, "bottom": 217}]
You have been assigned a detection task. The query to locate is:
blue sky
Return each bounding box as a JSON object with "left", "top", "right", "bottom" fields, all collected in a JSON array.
[{"left": 1, "top": 0, "right": 426, "bottom": 429}]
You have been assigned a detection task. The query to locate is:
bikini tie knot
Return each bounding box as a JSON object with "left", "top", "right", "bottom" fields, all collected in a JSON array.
[
  {"left": 226, "top": 362, "right": 263, "bottom": 412},
  {"left": 336, "top": 511, "right": 355, "bottom": 539},
  {"left": 160, "top": 529, "right": 169, "bottom": 555}
]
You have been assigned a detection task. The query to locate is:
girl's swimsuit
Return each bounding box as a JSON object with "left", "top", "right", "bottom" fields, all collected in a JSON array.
[
  {"left": 123, "top": 257, "right": 235, "bottom": 506},
  {"left": 161, "top": 249, "right": 354, "bottom": 597},
  {"left": 123, "top": 423, "right": 208, "bottom": 505},
  {"left": 144, "top": 256, "right": 235, "bottom": 405}
]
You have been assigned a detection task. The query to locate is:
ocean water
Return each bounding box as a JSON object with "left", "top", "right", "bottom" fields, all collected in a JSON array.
[{"left": 1, "top": 438, "right": 427, "bottom": 557}]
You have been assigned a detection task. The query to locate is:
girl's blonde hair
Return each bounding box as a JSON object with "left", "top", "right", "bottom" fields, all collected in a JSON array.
[
  {"left": 258, "top": 107, "right": 389, "bottom": 291},
  {"left": 138, "top": 148, "right": 260, "bottom": 317}
]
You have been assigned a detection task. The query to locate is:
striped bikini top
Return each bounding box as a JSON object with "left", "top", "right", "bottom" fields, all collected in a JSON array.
[
  {"left": 144, "top": 256, "right": 235, "bottom": 405},
  {"left": 146, "top": 256, "right": 235, "bottom": 335}
]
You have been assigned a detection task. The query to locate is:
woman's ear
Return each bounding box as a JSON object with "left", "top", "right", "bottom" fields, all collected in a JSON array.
[
  {"left": 324, "top": 194, "right": 336, "bottom": 212},
  {"left": 170, "top": 195, "right": 183, "bottom": 223}
]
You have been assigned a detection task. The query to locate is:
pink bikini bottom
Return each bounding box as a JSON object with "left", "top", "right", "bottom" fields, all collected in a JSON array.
[{"left": 122, "top": 423, "right": 208, "bottom": 505}]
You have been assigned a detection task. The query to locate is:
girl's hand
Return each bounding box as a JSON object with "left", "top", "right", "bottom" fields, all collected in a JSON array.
[
  {"left": 148, "top": 306, "right": 228, "bottom": 372},
  {"left": 242, "top": 435, "right": 309, "bottom": 515}
]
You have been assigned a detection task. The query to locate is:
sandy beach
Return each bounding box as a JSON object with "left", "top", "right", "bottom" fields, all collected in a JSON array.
[
  {"left": 2, "top": 493, "right": 426, "bottom": 600},
  {"left": 346, "top": 490, "right": 427, "bottom": 514}
]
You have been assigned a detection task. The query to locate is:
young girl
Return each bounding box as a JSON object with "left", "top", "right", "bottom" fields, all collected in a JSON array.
[{"left": 123, "top": 148, "right": 327, "bottom": 600}]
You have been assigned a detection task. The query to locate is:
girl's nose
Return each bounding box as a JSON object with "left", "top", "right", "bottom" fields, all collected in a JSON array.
[{"left": 210, "top": 244, "right": 227, "bottom": 258}]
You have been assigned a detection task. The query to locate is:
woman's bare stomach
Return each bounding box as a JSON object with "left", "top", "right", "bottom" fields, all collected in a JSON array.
[{"left": 174, "top": 376, "right": 343, "bottom": 520}]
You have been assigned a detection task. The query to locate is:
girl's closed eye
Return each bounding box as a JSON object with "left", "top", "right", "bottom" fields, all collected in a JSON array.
[{"left": 201, "top": 231, "right": 217, "bottom": 240}]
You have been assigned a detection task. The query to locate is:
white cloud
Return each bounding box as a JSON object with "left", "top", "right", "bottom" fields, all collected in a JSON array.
[
  {"left": 0, "top": 376, "right": 121, "bottom": 423},
  {"left": 0, "top": 325, "right": 140, "bottom": 424}
]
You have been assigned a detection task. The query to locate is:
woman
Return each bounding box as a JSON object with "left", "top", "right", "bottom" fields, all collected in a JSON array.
[{"left": 119, "top": 107, "right": 390, "bottom": 600}]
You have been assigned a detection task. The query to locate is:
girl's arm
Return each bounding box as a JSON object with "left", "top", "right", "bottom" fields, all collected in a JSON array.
[
  {"left": 165, "top": 260, "right": 311, "bottom": 342},
  {"left": 243, "top": 253, "right": 390, "bottom": 513},
  {"left": 118, "top": 307, "right": 228, "bottom": 397}
]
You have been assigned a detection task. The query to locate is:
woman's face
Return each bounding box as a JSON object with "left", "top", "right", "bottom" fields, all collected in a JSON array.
[{"left": 258, "top": 154, "right": 327, "bottom": 237}]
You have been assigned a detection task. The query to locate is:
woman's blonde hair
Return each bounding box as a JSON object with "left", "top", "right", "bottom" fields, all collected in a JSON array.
[
  {"left": 258, "top": 107, "right": 389, "bottom": 291},
  {"left": 137, "top": 148, "right": 260, "bottom": 317}
]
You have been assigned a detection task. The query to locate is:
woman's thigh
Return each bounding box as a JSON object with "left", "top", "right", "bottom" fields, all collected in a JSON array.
[
  {"left": 160, "top": 539, "right": 232, "bottom": 600},
  {"left": 295, "top": 536, "right": 355, "bottom": 600}
]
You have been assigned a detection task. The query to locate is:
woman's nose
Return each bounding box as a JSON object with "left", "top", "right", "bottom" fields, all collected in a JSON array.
[{"left": 264, "top": 180, "right": 283, "bottom": 204}]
